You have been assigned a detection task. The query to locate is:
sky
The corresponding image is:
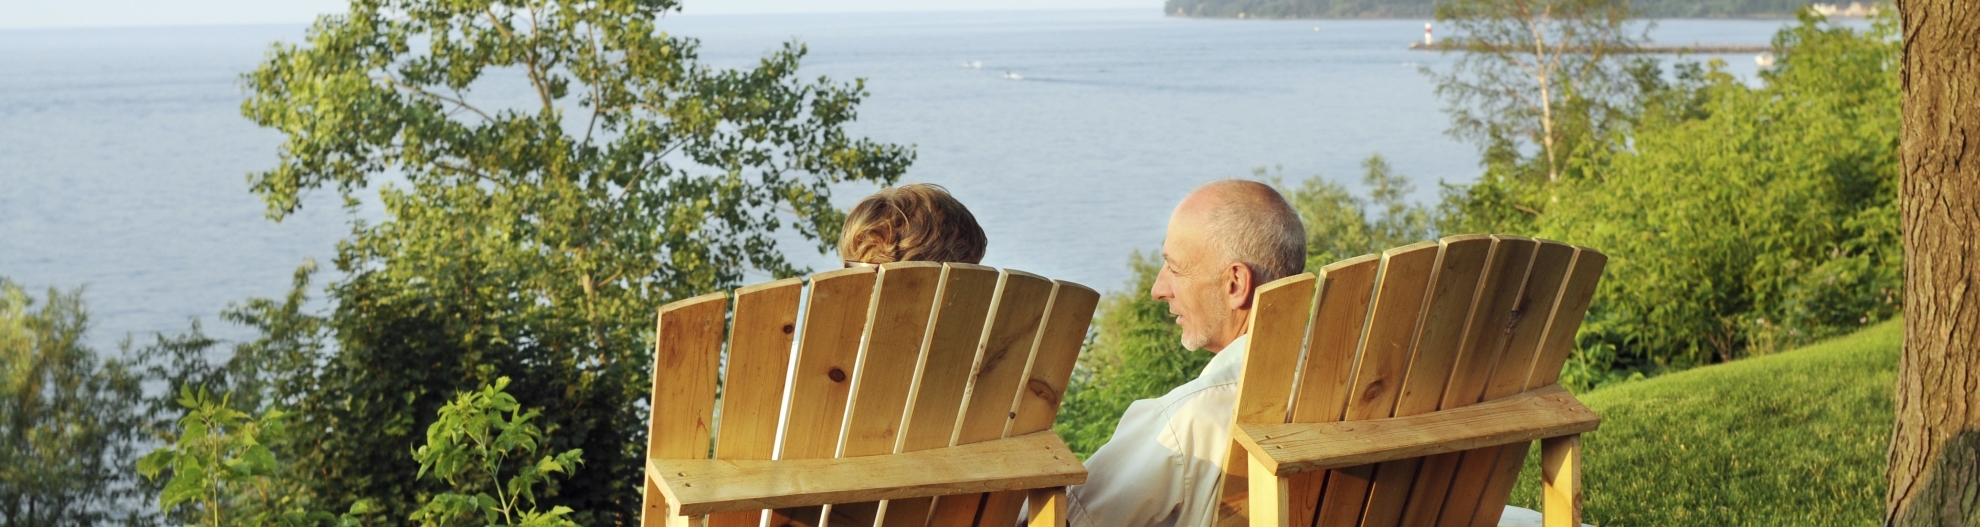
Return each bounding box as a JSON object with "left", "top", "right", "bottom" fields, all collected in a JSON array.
[{"left": 0, "top": 0, "right": 1158, "bottom": 29}]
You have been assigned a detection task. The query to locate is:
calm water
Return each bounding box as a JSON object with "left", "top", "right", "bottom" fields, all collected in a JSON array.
[{"left": 0, "top": 10, "right": 1794, "bottom": 349}]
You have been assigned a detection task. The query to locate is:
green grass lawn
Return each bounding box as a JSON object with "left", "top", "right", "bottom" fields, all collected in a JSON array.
[{"left": 1507, "top": 319, "right": 1900, "bottom": 526}]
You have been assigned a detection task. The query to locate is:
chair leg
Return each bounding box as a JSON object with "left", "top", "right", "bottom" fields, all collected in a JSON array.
[
  {"left": 1026, "top": 487, "right": 1069, "bottom": 527},
  {"left": 1247, "top": 455, "right": 1289, "bottom": 526},
  {"left": 1539, "top": 434, "right": 1582, "bottom": 527}
]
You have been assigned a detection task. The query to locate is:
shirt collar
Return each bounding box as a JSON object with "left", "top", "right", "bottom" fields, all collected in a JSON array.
[{"left": 1200, "top": 333, "right": 1250, "bottom": 379}]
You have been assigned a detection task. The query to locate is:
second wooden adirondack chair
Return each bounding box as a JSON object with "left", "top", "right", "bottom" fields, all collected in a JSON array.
[
  {"left": 1216, "top": 234, "right": 1606, "bottom": 527},
  {"left": 641, "top": 262, "right": 1101, "bottom": 527}
]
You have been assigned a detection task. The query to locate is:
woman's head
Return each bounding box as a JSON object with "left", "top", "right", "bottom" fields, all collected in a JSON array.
[{"left": 838, "top": 183, "right": 988, "bottom": 266}]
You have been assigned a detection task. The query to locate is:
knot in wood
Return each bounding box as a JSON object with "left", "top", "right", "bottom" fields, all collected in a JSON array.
[{"left": 827, "top": 367, "right": 847, "bottom": 383}]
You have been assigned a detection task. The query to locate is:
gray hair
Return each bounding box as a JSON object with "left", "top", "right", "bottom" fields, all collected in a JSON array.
[{"left": 1201, "top": 180, "right": 1307, "bottom": 284}]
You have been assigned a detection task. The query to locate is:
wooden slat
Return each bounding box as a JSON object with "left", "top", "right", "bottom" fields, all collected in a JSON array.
[
  {"left": 1401, "top": 236, "right": 1535, "bottom": 527},
  {"left": 1007, "top": 281, "right": 1102, "bottom": 436},
  {"left": 648, "top": 431, "right": 1085, "bottom": 517},
  {"left": 977, "top": 280, "right": 1104, "bottom": 527},
  {"left": 926, "top": 270, "right": 1058, "bottom": 526},
  {"left": 1249, "top": 455, "right": 1290, "bottom": 526},
  {"left": 645, "top": 291, "right": 730, "bottom": 526},
  {"left": 840, "top": 262, "right": 949, "bottom": 456},
  {"left": 1313, "top": 242, "right": 1441, "bottom": 527},
  {"left": 771, "top": 267, "right": 878, "bottom": 527},
  {"left": 1027, "top": 487, "right": 1070, "bottom": 527},
  {"left": 878, "top": 264, "right": 1001, "bottom": 527},
  {"left": 1359, "top": 235, "right": 1495, "bottom": 527},
  {"left": 1273, "top": 254, "right": 1380, "bottom": 527},
  {"left": 833, "top": 262, "right": 946, "bottom": 526},
  {"left": 1437, "top": 239, "right": 1572, "bottom": 527},
  {"left": 1540, "top": 435, "right": 1583, "bottom": 527},
  {"left": 1213, "top": 272, "right": 1319, "bottom": 521},
  {"left": 1525, "top": 249, "right": 1608, "bottom": 393},
  {"left": 709, "top": 279, "right": 805, "bottom": 527},
  {"left": 1465, "top": 247, "right": 1607, "bottom": 527},
  {"left": 1232, "top": 385, "right": 1599, "bottom": 476}
]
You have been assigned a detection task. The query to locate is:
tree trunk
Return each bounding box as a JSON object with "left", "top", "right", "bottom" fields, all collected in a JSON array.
[{"left": 1889, "top": 0, "right": 1980, "bottom": 525}]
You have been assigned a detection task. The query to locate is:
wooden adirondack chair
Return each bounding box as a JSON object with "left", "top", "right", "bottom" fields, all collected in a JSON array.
[
  {"left": 1217, "top": 234, "right": 1606, "bottom": 527},
  {"left": 641, "top": 261, "right": 1101, "bottom": 527}
]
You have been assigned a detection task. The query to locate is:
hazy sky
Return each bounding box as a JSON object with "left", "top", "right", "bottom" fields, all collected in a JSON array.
[{"left": 0, "top": 0, "right": 1158, "bottom": 29}]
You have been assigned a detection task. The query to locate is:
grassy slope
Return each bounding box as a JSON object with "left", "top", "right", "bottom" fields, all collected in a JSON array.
[{"left": 1506, "top": 319, "right": 1899, "bottom": 526}]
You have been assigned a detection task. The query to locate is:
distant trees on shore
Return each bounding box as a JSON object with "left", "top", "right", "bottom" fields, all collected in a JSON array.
[{"left": 1166, "top": 0, "right": 1837, "bottom": 19}]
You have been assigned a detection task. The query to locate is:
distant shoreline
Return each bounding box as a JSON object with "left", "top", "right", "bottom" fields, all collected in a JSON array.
[{"left": 1162, "top": 13, "right": 1831, "bottom": 20}]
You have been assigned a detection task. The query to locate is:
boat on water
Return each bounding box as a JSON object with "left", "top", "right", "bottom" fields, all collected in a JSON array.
[{"left": 1002, "top": 71, "right": 1024, "bottom": 80}]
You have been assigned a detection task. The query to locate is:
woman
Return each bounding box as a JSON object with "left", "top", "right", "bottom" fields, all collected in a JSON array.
[{"left": 838, "top": 183, "right": 988, "bottom": 267}]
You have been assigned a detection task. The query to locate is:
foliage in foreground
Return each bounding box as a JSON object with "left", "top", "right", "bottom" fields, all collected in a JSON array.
[
  {"left": 410, "top": 377, "right": 582, "bottom": 527},
  {"left": 217, "top": 0, "right": 913, "bottom": 522},
  {"left": 138, "top": 387, "right": 368, "bottom": 527},
  {"left": 0, "top": 279, "right": 147, "bottom": 526},
  {"left": 1510, "top": 319, "right": 1898, "bottom": 525}
]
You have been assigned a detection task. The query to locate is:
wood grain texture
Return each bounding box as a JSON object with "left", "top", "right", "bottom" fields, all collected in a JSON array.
[
  {"left": 648, "top": 431, "right": 1086, "bottom": 517},
  {"left": 1280, "top": 254, "right": 1380, "bottom": 527},
  {"left": 1456, "top": 241, "right": 1578, "bottom": 527},
  {"left": 928, "top": 271, "right": 1057, "bottom": 527},
  {"left": 1233, "top": 385, "right": 1598, "bottom": 476},
  {"left": 1009, "top": 281, "right": 1102, "bottom": 436},
  {"left": 1249, "top": 454, "right": 1290, "bottom": 526},
  {"left": 881, "top": 264, "right": 1000, "bottom": 527},
  {"left": 835, "top": 262, "right": 946, "bottom": 526},
  {"left": 779, "top": 267, "right": 880, "bottom": 462},
  {"left": 1427, "top": 236, "right": 1538, "bottom": 527},
  {"left": 774, "top": 267, "right": 878, "bottom": 527},
  {"left": 1355, "top": 236, "right": 1495, "bottom": 527},
  {"left": 978, "top": 280, "right": 1105, "bottom": 527},
  {"left": 1464, "top": 247, "right": 1605, "bottom": 527},
  {"left": 709, "top": 279, "right": 805, "bottom": 527},
  {"left": 1400, "top": 237, "right": 1528, "bottom": 527},
  {"left": 1215, "top": 273, "right": 1319, "bottom": 520},
  {"left": 646, "top": 291, "right": 730, "bottom": 527},
  {"left": 1314, "top": 242, "right": 1441, "bottom": 527},
  {"left": 1027, "top": 487, "right": 1070, "bottom": 527},
  {"left": 1540, "top": 435, "right": 1582, "bottom": 527},
  {"left": 840, "top": 262, "right": 947, "bottom": 458}
]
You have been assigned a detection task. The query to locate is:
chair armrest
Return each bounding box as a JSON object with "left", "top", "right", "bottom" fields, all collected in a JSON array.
[
  {"left": 1233, "top": 384, "right": 1599, "bottom": 477},
  {"left": 647, "top": 430, "right": 1087, "bottom": 517}
]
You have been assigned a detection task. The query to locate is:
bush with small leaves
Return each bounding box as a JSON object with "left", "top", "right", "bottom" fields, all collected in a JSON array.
[{"left": 410, "top": 377, "right": 583, "bottom": 527}]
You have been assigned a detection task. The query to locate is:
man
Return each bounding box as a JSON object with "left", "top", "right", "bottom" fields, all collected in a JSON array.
[{"left": 1068, "top": 179, "right": 1306, "bottom": 527}]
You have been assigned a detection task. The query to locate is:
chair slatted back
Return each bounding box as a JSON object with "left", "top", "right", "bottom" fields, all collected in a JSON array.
[
  {"left": 645, "top": 262, "right": 1099, "bottom": 527},
  {"left": 1218, "top": 235, "right": 1606, "bottom": 527}
]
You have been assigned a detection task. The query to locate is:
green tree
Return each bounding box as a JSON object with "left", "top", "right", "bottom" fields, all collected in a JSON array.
[
  {"left": 1535, "top": 11, "right": 1900, "bottom": 373},
  {"left": 1425, "top": 0, "right": 1642, "bottom": 183},
  {"left": 1278, "top": 155, "right": 1435, "bottom": 270},
  {"left": 236, "top": 0, "right": 911, "bottom": 523},
  {"left": 0, "top": 279, "right": 147, "bottom": 527}
]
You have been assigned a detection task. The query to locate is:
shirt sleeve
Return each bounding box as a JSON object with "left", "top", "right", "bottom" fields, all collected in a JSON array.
[
  {"left": 1068, "top": 397, "right": 1188, "bottom": 527},
  {"left": 1168, "top": 385, "right": 1239, "bottom": 527}
]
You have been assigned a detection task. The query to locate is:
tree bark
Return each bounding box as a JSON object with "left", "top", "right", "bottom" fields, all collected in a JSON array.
[{"left": 1889, "top": 0, "right": 1980, "bottom": 525}]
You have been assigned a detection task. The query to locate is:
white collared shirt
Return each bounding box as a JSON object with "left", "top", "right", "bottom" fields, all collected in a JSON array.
[
  {"left": 1068, "top": 333, "right": 1249, "bottom": 527},
  {"left": 1061, "top": 333, "right": 1570, "bottom": 527}
]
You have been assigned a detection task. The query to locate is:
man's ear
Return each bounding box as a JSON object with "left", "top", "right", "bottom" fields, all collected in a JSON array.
[{"left": 1225, "top": 262, "right": 1255, "bottom": 310}]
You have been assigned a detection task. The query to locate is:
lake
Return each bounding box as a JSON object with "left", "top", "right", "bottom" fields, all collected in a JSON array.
[{"left": 0, "top": 9, "right": 1798, "bottom": 349}]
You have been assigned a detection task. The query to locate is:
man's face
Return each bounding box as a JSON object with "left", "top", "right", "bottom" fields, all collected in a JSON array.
[{"left": 1150, "top": 204, "right": 1235, "bottom": 352}]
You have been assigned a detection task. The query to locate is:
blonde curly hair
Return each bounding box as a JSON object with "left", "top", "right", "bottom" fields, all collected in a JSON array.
[{"left": 838, "top": 183, "right": 987, "bottom": 265}]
